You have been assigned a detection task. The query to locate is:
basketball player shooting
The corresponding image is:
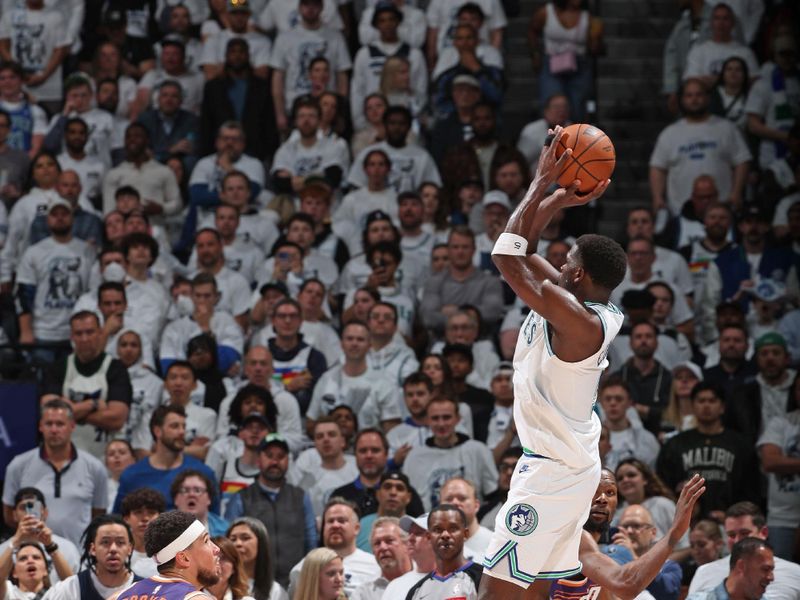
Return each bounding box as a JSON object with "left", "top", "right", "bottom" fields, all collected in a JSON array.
[{"left": 477, "top": 125, "right": 629, "bottom": 599}]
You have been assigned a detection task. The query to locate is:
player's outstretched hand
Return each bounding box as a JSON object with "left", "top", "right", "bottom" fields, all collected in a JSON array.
[
  {"left": 668, "top": 474, "right": 705, "bottom": 545},
  {"left": 526, "top": 126, "right": 573, "bottom": 198},
  {"left": 545, "top": 177, "right": 610, "bottom": 211}
]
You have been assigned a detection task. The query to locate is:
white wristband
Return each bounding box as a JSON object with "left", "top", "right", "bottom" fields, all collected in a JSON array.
[{"left": 492, "top": 232, "right": 528, "bottom": 256}]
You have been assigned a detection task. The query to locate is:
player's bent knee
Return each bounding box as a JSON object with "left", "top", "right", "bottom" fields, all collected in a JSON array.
[{"left": 478, "top": 570, "right": 529, "bottom": 600}]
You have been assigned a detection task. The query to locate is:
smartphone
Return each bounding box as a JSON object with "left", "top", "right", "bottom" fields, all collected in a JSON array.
[
  {"left": 277, "top": 252, "right": 290, "bottom": 264},
  {"left": 24, "top": 500, "right": 43, "bottom": 521},
  {"left": 599, "top": 526, "right": 619, "bottom": 545},
  {"left": 374, "top": 258, "right": 385, "bottom": 269}
]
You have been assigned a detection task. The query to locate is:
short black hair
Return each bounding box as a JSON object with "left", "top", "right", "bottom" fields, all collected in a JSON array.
[
  {"left": 429, "top": 503, "right": 467, "bottom": 527},
  {"left": 144, "top": 510, "right": 198, "bottom": 570},
  {"left": 120, "top": 488, "right": 166, "bottom": 516},
  {"left": 228, "top": 384, "right": 277, "bottom": 430},
  {"left": 725, "top": 502, "right": 766, "bottom": 528},
  {"left": 368, "top": 241, "right": 402, "bottom": 266},
  {"left": 65, "top": 117, "right": 88, "bottom": 134},
  {"left": 166, "top": 360, "right": 196, "bottom": 380},
  {"left": 115, "top": 185, "right": 141, "bottom": 200},
  {"left": 80, "top": 514, "right": 133, "bottom": 569},
  {"left": 170, "top": 469, "right": 217, "bottom": 503},
  {"left": 191, "top": 272, "right": 218, "bottom": 290},
  {"left": 286, "top": 212, "right": 316, "bottom": 231},
  {"left": 730, "top": 537, "right": 772, "bottom": 569},
  {"left": 690, "top": 381, "right": 723, "bottom": 402},
  {"left": 354, "top": 427, "right": 389, "bottom": 453},
  {"left": 575, "top": 234, "right": 627, "bottom": 291},
  {"left": 121, "top": 232, "right": 159, "bottom": 265},
  {"left": 383, "top": 105, "right": 412, "bottom": 125},
  {"left": 13, "top": 487, "right": 46, "bottom": 507},
  {"left": 403, "top": 371, "right": 433, "bottom": 391},
  {"left": 98, "top": 281, "right": 126, "bottom": 303}
]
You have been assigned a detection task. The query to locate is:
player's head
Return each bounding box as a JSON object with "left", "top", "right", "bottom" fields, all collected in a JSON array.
[
  {"left": 144, "top": 510, "right": 220, "bottom": 586},
  {"left": 560, "top": 234, "right": 627, "bottom": 299},
  {"left": 584, "top": 469, "right": 617, "bottom": 534}
]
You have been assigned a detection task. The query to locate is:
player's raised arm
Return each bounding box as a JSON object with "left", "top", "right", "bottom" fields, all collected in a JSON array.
[
  {"left": 580, "top": 474, "right": 706, "bottom": 600},
  {"left": 491, "top": 126, "right": 610, "bottom": 333}
]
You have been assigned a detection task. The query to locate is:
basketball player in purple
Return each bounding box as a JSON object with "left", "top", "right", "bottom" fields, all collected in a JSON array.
[{"left": 112, "top": 511, "right": 221, "bottom": 600}]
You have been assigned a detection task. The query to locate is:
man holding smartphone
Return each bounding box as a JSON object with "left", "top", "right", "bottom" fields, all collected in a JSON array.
[{"left": 0, "top": 488, "right": 80, "bottom": 583}]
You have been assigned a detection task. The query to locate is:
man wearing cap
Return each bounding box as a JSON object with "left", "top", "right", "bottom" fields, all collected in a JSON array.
[
  {"left": 16, "top": 197, "right": 94, "bottom": 355},
  {"left": 351, "top": 516, "right": 412, "bottom": 600},
  {"left": 268, "top": 0, "right": 351, "bottom": 133},
  {"left": 431, "top": 310, "right": 500, "bottom": 391},
  {"left": 350, "top": 1, "right": 426, "bottom": 130},
  {"left": 727, "top": 332, "right": 796, "bottom": 447},
  {"left": 349, "top": 106, "right": 441, "bottom": 193},
  {"left": 485, "top": 361, "right": 519, "bottom": 457},
  {"left": 272, "top": 96, "right": 349, "bottom": 193},
  {"left": 473, "top": 190, "right": 511, "bottom": 271},
  {"left": 430, "top": 71, "right": 482, "bottom": 164},
  {"left": 133, "top": 36, "right": 204, "bottom": 117},
  {"left": 225, "top": 432, "right": 316, "bottom": 587},
  {"left": 29, "top": 169, "right": 102, "bottom": 247},
  {"left": 387, "top": 513, "right": 437, "bottom": 597},
  {"left": 356, "top": 472, "right": 414, "bottom": 551},
  {"left": 200, "top": 0, "right": 272, "bottom": 80},
  {"left": 396, "top": 190, "right": 434, "bottom": 268},
  {"left": 658, "top": 381, "right": 758, "bottom": 518},
  {"left": 111, "top": 510, "right": 221, "bottom": 600}
]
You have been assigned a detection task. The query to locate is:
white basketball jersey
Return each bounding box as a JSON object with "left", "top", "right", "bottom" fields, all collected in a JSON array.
[{"left": 513, "top": 301, "right": 624, "bottom": 471}]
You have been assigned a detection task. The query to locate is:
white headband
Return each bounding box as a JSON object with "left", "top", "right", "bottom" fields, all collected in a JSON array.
[{"left": 154, "top": 520, "right": 206, "bottom": 565}]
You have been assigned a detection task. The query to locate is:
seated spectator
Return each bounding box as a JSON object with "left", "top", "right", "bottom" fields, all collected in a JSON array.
[
  {"left": 351, "top": 516, "right": 412, "bottom": 599},
  {"left": 431, "top": 310, "right": 500, "bottom": 390},
  {"left": 41, "top": 514, "right": 136, "bottom": 600},
  {"left": 616, "top": 504, "right": 682, "bottom": 600},
  {"left": 112, "top": 404, "right": 219, "bottom": 514},
  {"left": 120, "top": 487, "right": 165, "bottom": 578},
  {"left": 426, "top": 0, "right": 506, "bottom": 68},
  {"left": 402, "top": 395, "right": 497, "bottom": 510},
  {"left": 99, "top": 9, "right": 156, "bottom": 80},
  {"left": 0, "top": 487, "right": 80, "bottom": 583},
  {"left": 298, "top": 179, "right": 350, "bottom": 269},
  {"left": 200, "top": 1, "right": 271, "bottom": 81},
  {"left": 267, "top": 0, "right": 351, "bottom": 134},
  {"left": 396, "top": 194, "right": 435, "bottom": 282},
  {"left": 477, "top": 448, "right": 519, "bottom": 531},
  {"left": 662, "top": 361, "right": 702, "bottom": 436},
  {"left": 0, "top": 61, "right": 46, "bottom": 158},
  {"left": 292, "top": 548, "right": 345, "bottom": 600},
  {"left": 433, "top": 3, "right": 503, "bottom": 83},
  {"left": 686, "top": 538, "right": 775, "bottom": 600},
  {"left": 709, "top": 57, "right": 750, "bottom": 131},
  {"left": 171, "top": 469, "right": 229, "bottom": 536},
  {"left": 288, "top": 498, "right": 380, "bottom": 598},
  {"left": 224, "top": 517, "right": 289, "bottom": 599},
  {"left": 359, "top": 0, "right": 425, "bottom": 49},
  {"left": 366, "top": 301, "right": 419, "bottom": 388},
  {"left": 101, "top": 123, "right": 182, "bottom": 220},
  {"left": 421, "top": 225, "right": 504, "bottom": 337},
  {"left": 683, "top": 2, "right": 758, "bottom": 90},
  {"left": 650, "top": 78, "right": 751, "bottom": 218},
  {"left": 160, "top": 273, "right": 244, "bottom": 374},
  {"left": 598, "top": 376, "right": 660, "bottom": 471},
  {"left": 0, "top": 530, "right": 66, "bottom": 599},
  {"left": 419, "top": 182, "right": 450, "bottom": 242},
  {"left": 223, "top": 433, "right": 317, "bottom": 588},
  {"left": 432, "top": 74, "right": 483, "bottom": 169},
  {"left": 105, "top": 439, "right": 136, "bottom": 508},
  {"left": 136, "top": 80, "right": 200, "bottom": 165},
  {"left": 488, "top": 147, "right": 530, "bottom": 205},
  {"left": 610, "top": 321, "right": 672, "bottom": 435},
  {"left": 348, "top": 106, "right": 442, "bottom": 193},
  {"left": 132, "top": 37, "right": 204, "bottom": 117},
  {"left": 161, "top": 361, "right": 217, "bottom": 460},
  {"left": 658, "top": 175, "right": 723, "bottom": 253},
  {"left": 682, "top": 520, "right": 724, "bottom": 586},
  {"left": 268, "top": 213, "right": 341, "bottom": 290},
  {"left": 745, "top": 279, "right": 788, "bottom": 341},
  {"left": 199, "top": 38, "right": 279, "bottom": 162},
  {"left": 316, "top": 81, "right": 353, "bottom": 143},
  {"left": 657, "top": 382, "right": 758, "bottom": 519},
  {"left": 155, "top": 5, "right": 203, "bottom": 70},
  {"left": 272, "top": 97, "right": 349, "bottom": 194},
  {"left": 356, "top": 473, "right": 414, "bottom": 552},
  {"left": 439, "top": 477, "right": 492, "bottom": 564},
  {"left": 351, "top": 94, "right": 388, "bottom": 158},
  {"left": 334, "top": 149, "right": 398, "bottom": 237},
  {"left": 256, "top": 0, "right": 346, "bottom": 35},
  {"left": 186, "top": 333, "right": 230, "bottom": 412},
  {"left": 350, "top": 2, "right": 426, "bottom": 131},
  {"left": 55, "top": 119, "right": 107, "bottom": 211},
  {"left": 527, "top": 0, "right": 603, "bottom": 122},
  {"left": 517, "top": 93, "right": 571, "bottom": 171}
]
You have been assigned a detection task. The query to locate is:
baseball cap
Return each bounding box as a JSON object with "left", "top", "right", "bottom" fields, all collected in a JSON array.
[
  {"left": 227, "top": 0, "right": 252, "bottom": 12},
  {"left": 379, "top": 471, "right": 410, "bottom": 489},
  {"left": 491, "top": 361, "right": 514, "bottom": 379},
  {"left": 738, "top": 202, "right": 769, "bottom": 222},
  {"left": 104, "top": 9, "right": 126, "bottom": 27},
  {"left": 442, "top": 343, "right": 473, "bottom": 363},
  {"left": 258, "top": 432, "right": 289, "bottom": 453},
  {"left": 242, "top": 412, "right": 271, "bottom": 429},
  {"left": 458, "top": 177, "right": 484, "bottom": 191},
  {"left": 748, "top": 279, "right": 786, "bottom": 303},
  {"left": 482, "top": 190, "right": 511, "bottom": 211},
  {"left": 452, "top": 74, "right": 480, "bottom": 89},
  {"left": 672, "top": 361, "right": 702, "bottom": 381},
  {"left": 259, "top": 280, "right": 290, "bottom": 296},
  {"left": 400, "top": 513, "right": 429, "bottom": 533},
  {"left": 621, "top": 289, "right": 655, "bottom": 310},
  {"left": 372, "top": 0, "right": 403, "bottom": 26},
  {"left": 754, "top": 332, "right": 787, "bottom": 352},
  {"left": 365, "top": 209, "right": 392, "bottom": 226},
  {"left": 298, "top": 176, "right": 332, "bottom": 201},
  {"left": 47, "top": 198, "right": 73, "bottom": 214}
]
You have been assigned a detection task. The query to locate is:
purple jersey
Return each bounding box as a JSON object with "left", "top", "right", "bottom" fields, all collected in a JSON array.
[{"left": 117, "top": 575, "right": 206, "bottom": 600}]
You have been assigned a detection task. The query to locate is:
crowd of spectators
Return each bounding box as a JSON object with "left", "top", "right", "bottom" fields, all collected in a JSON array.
[{"left": 0, "top": 0, "right": 798, "bottom": 598}]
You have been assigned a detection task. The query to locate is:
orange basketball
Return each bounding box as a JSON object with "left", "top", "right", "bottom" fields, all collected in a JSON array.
[{"left": 554, "top": 123, "right": 616, "bottom": 193}]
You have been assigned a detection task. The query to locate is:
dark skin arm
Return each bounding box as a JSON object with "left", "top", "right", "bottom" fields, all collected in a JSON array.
[
  {"left": 492, "top": 125, "right": 611, "bottom": 363},
  {"left": 581, "top": 474, "right": 706, "bottom": 600}
]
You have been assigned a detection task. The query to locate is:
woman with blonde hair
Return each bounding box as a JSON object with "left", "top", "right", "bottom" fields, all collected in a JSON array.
[
  {"left": 292, "top": 548, "right": 345, "bottom": 600},
  {"left": 207, "top": 537, "right": 255, "bottom": 600},
  {"left": 683, "top": 520, "right": 725, "bottom": 585},
  {"left": 661, "top": 362, "right": 702, "bottom": 439},
  {"left": 379, "top": 57, "right": 424, "bottom": 137}
]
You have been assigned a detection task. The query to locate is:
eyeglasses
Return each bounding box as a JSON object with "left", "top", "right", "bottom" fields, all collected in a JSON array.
[
  {"left": 619, "top": 522, "right": 653, "bottom": 532},
  {"left": 177, "top": 486, "right": 207, "bottom": 495}
]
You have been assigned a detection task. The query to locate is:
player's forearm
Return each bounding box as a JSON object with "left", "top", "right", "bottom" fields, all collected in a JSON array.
[{"left": 609, "top": 536, "right": 679, "bottom": 600}]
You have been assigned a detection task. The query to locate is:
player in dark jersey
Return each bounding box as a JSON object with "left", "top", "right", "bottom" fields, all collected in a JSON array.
[{"left": 113, "top": 510, "right": 221, "bottom": 600}]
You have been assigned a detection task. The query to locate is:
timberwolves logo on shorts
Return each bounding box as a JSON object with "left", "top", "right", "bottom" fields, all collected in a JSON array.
[{"left": 505, "top": 503, "right": 538, "bottom": 536}]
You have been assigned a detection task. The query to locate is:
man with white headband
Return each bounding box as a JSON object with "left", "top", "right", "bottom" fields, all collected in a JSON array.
[{"left": 112, "top": 511, "right": 221, "bottom": 600}]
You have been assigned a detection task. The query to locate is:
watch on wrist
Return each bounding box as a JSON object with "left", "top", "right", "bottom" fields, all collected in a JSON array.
[{"left": 44, "top": 542, "right": 58, "bottom": 554}]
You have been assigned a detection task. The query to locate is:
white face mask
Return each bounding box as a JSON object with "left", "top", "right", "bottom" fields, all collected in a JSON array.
[
  {"left": 103, "top": 261, "right": 126, "bottom": 282},
  {"left": 176, "top": 294, "right": 194, "bottom": 317}
]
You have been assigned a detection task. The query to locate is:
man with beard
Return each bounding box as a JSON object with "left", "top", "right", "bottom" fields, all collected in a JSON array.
[
  {"left": 408, "top": 504, "right": 483, "bottom": 599},
  {"left": 349, "top": 106, "right": 441, "bottom": 193},
  {"left": 136, "top": 81, "right": 200, "bottom": 165},
  {"left": 650, "top": 78, "right": 751, "bottom": 218},
  {"left": 351, "top": 517, "right": 412, "bottom": 600},
  {"left": 55, "top": 119, "right": 107, "bottom": 209},
  {"left": 102, "top": 123, "right": 181, "bottom": 220},
  {"left": 703, "top": 322, "right": 758, "bottom": 399},
  {"left": 225, "top": 433, "right": 317, "bottom": 588},
  {"left": 546, "top": 470, "right": 705, "bottom": 600},
  {"left": 112, "top": 404, "right": 218, "bottom": 514},
  {"left": 29, "top": 170, "right": 102, "bottom": 247},
  {"left": 112, "top": 511, "right": 221, "bottom": 600},
  {"left": 199, "top": 3, "right": 272, "bottom": 81},
  {"left": 44, "top": 515, "right": 137, "bottom": 600}
]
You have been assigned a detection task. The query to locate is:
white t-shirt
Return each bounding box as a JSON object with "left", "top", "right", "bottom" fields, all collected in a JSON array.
[
  {"left": 432, "top": 43, "right": 504, "bottom": 80},
  {"left": 289, "top": 548, "right": 380, "bottom": 599},
  {"left": 199, "top": 29, "right": 272, "bottom": 69},
  {"left": 683, "top": 39, "right": 759, "bottom": 80},
  {"left": 381, "top": 570, "right": 427, "bottom": 600},
  {"left": 757, "top": 411, "right": 800, "bottom": 529},
  {"left": 41, "top": 571, "right": 135, "bottom": 600},
  {"left": 271, "top": 134, "right": 350, "bottom": 178},
  {"left": 49, "top": 109, "right": 114, "bottom": 167},
  {"left": 426, "top": 0, "right": 506, "bottom": 52},
  {"left": 0, "top": 7, "right": 71, "bottom": 101},
  {"left": 358, "top": 4, "right": 427, "bottom": 49},
  {"left": 159, "top": 311, "right": 245, "bottom": 362},
  {"left": 649, "top": 116, "right": 752, "bottom": 215},
  {"left": 268, "top": 26, "right": 352, "bottom": 108},
  {"left": 464, "top": 524, "right": 493, "bottom": 564},
  {"left": 16, "top": 237, "right": 94, "bottom": 340},
  {"left": 287, "top": 449, "right": 359, "bottom": 515},
  {"left": 307, "top": 364, "right": 402, "bottom": 426},
  {"left": 348, "top": 141, "right": 441, "bottom": 193},
  {"left": 333, "top": 187, "right": 398, "bottom": 233},
  {"left": 194, "top": 266, "right": 252, "bottom": 317},
  {"left": 257, "top": 0, "right": 344, "bottom": 33},
  {"left": 688, "top": 555, "right": 800, "bottom": 600},
  {"left": 57, "top": 153, "right": 107, "bottom": 203},
  {"left": 188, "top": 240, "right": 265, "bottom": 287}
]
